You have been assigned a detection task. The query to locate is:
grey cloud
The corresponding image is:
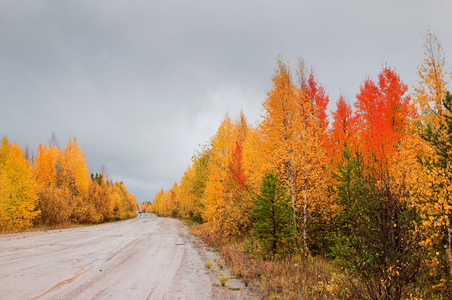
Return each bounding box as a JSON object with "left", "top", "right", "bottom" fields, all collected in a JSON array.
[{"left": 1, "top": 0, "right": 451, "bottom": 202}]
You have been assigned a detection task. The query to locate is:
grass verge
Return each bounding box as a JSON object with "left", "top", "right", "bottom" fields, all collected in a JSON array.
[{"left": 188, "top": 222, "right": 354, "bottom": 299}]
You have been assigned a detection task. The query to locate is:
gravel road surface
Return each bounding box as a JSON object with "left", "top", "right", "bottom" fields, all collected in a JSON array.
[{"left": 0, "top": 213, "right": 252, "bottom": 299}]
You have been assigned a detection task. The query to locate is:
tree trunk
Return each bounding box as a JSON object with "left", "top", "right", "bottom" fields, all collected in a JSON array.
[
  {"left": 286, "top": 160, "right": 297, "bottom": 227},
  {"left": 303, "top": 152, "right": 308, "bottom": 249}
]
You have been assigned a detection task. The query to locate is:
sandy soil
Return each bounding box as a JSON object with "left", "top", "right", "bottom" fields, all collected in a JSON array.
[{"left": 0, "top": 214, "right": 258, "bottom": 300}]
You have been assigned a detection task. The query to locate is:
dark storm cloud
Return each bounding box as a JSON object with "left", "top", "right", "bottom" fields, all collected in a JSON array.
[{"left": 1, "top": 0, "right": 451, "bottom": 202}]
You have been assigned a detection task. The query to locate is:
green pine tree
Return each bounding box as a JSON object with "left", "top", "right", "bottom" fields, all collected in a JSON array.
[
  {"left": 330, "top": 149, "right": 421, "bottom": 299},
  {"left": 250, "top": 172, "right": 296, "bottom": 257}
]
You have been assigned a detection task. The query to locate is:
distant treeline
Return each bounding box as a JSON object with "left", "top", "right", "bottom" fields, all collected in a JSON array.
[{"left": 0, "top": 136, "right": 137, "bottom": 232}]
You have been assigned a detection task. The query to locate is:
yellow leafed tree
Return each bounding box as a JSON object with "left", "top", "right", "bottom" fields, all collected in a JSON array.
[
  {"left": 415, "top": 30, "right": 449, "bottom": 126},
  {"left": 199, "top": 112, "right": 256, "bottom": 237},
  {"left": 58, "top": 137, "right": 90, "bottom": 198},
  {"left": 152, "top": 188, "right": 166, "bottom": 216},
  {"left": 57, "top": 137, "right": 92, "bottom": 223},
  {"left": 0, "top": 137, "right": 39, "bottom": 230},
  {"left": 203, "top": 116, "right": 235, "bottom": 236},
  {"left": 177, "top": 165, "right": 199, "bottom": 219},
  {"left": 260, "top": 58, "right": 331, "bottom": 249},
  {"left": 176, "top": 147, "right": 210, "bottom": 222},
  {"left": 166, "top": 182, "right": 180, "bottom": 217},
  {"left": 412, "top": 31, "right": 452, "bottom": 278}
]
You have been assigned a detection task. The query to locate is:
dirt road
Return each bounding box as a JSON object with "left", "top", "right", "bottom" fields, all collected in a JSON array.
[{"left": 0, "top": 213, "right": 251, "bottom": 299}]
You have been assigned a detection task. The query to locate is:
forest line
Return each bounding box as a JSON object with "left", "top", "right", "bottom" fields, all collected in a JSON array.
[
  {"left": 148, "top": 31, "right": 452, "bottom": 298},
  {"left": 0, "top": 135, "right": 137, "bottom": 232}
]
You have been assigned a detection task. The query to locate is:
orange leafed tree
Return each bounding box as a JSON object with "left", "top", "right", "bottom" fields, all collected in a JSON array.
[
  {"left": 293, "top": 61, "right": 331, "bottom": 249},
  {"left": 203, "top": 115, "right": 247, "bottom": 237},
  {"left": 306, "top": 71, "right": 330, "bottom": 147},
  {"left": 329, "top": 94, "right": 356, "bottom": 164},
  {"left": 260, "top": 58, "right": 331, "bottom": 249},
  {"left": 33, "top": 143, "right": 72, "bottom": 225},
  {"left": 242, "top": 124, "right": 266, "bottom": 197},
  {"left": 223, "top": 114, "right": 254, "bottom": 234},
  {"left": 0, "top": 134, "right": 136, "bottom": 229},
  {"left": 88, "top": 172, "right": 116, "bottom": 222},
  {"left": 34, "top": 136, "right": 136, "bottom": 225},
  {"left": 260, "top": 58, "right": 298, "bottom": 225},
  {"left": 114, "top": 181, "right": 137, "bottom": 219},
  {"left": 141, "top": 201, "right": 152, "bottom": 213}
]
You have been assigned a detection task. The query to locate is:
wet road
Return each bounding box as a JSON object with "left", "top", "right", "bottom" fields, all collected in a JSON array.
[{"left": 0, "top": 213, "right": 212, "bottom": 299}]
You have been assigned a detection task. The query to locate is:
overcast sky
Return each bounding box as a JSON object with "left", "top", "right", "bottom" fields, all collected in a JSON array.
[{"left": 1, "top": 0, "right": 451, "bottom": 203}]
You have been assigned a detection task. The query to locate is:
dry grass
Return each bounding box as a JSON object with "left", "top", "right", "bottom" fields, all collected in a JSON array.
[
  {"left": 205, "top": 259, "right": 213, "bottom": 269},
  {"left": 220, "top": 273, "right": 229, "bottom": 286},
  {"left": 216, "top": 253, "right": 225, "bottom": 269},
  {"left": 188, "top": 224, "right": 349, "bottom": 299},
  {"left": 188, "top": 221, "right": 452, "bottom": 299},
  {"left": 219, "top": 238, "right": 345, "bottom": 299}
]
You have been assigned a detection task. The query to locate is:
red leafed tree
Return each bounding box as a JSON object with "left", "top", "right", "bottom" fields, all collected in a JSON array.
[
  {"left": 355, "top": 67, "right": 412, "bottom": 165},
  {"left": 227, "top": 139, "right": 247, "bottom": 190},
  {"left": 308, "top": 72, "right": 329, "bottom": 132},
  {"left": 302, "top": 72, "right": 330, "bottom": 149}
]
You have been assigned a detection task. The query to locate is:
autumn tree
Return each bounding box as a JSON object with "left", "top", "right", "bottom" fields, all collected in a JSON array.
[
  {"left": 412, "top": 31, "right": 452, "bottom": 282},
  {"left": 329, "top": 94, "right": 356, "bottom": 165},
  {"left": 141, "top": 201, "right": 152, "bottom": 213},
  {"left": 58, "top": 137, "right": 90, "bottom": 199},
  {"left": 152, "top": 188, "right": 166, "bottom": 216},
  {"left": 293, "top": 61, "right": 331, "bottom": 250},
  {"left": 259, "top": 58, "right": 332, "bottom": 250},
  {"left": 222, "top": 112, "right": 255, "bottom": 234},
  {"left": 33, "top": 143, "right": 71, "bottom": 225},
  {"left": 355, "top": 67, "right": 414, "bottom": 166},
  {"left": 57, "top": 137, "right": 93, "bottom": 223},
  {"left": 88, "top": 171, "right": 116, "bottom": 222},
  {"left": 33, "top": 136, "right": 136, "bottom": 225},
  {"left": 115, "top": 181, "right": 138, "bottom": 219},
  {"left": 306, "top": 70, "right": 329, "bottom": 144},
  {"left": 338, "top": 66, "right": 422, "bottom": 298},
  {"left": 203, "top": 115, "right": 250, "bottom": 237},
  {"left": 177, "top": 161, "right": 207, "bottom": 222},
  {"left": 242, "top": 125, "right": 266, "bottom": 197},
  {"left": 331, "top": 148, "right": 421, "bottom": 299},
  {"left": 260, "top": 58, "right": 298, "bottom": 228},
  {"left": 165, "top": 182, "right": 180, "bottom": 217},
  {"left": 417, "top": 92, "right": 452, "bottom": 279},
  {"left": 0, "top": 137, "right": 39, "bottom": 230},
  {"left": 415, "top": 30, "right": 449, "bottom": 125}
]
